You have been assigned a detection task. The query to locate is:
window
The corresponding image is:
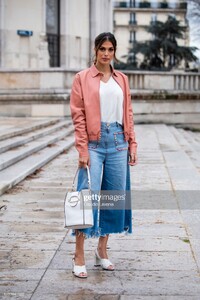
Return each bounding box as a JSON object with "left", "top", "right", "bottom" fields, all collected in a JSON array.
[
  {"left": 151, "top": 1, "right": 159, "bottom": 8},
  {"left": 129, "top": 12, "right": 136, "bottom": 24},
  {"left": 168, "top": 1, "right": 176, "bottom": 9},
  {"left": 151, "top": 14, "right": 157, "bottom": 23},
  {"left": 46, "top": 0, "right": 60, "bottom": 67},
  {"left": 168, "top": 13, "right": 176, "bottom": 19},
  {"left": 129, "top": 0, "right": 136, "bottom": 7},
  {"left": 129, "top": 31, "right": 136, "bottom": 43}
]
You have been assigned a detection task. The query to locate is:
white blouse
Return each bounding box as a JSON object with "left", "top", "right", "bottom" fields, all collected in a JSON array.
[{"left": 99, "top": 76, "right": 124, "bottom": 125}]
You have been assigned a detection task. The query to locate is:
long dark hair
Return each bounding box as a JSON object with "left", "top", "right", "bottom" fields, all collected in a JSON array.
[{"left": 94, "top": 32, "right": 118, "bottom": 64}]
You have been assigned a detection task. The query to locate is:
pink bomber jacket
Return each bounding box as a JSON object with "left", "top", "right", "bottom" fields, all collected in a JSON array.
[{"left": 70, "top": 64, "right": 137, "bottom": 158}]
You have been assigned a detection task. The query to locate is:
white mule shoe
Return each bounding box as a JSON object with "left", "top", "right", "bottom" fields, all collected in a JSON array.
[
  {"left": 72, "top": 258, "right": 87, "bottom": 278},
  {"left": 94, "top": 249, "right": 115, "bottom": 271}
]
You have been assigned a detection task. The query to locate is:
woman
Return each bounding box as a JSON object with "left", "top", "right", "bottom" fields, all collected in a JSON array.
[{"left": 70, "top": 32, "right": 137, "bottom": 278}]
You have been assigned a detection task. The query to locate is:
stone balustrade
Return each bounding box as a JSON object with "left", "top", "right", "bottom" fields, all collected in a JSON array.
[
  {"left": 0, "top": 68, "right": 199, "bottom": 120},
  {"left": 0, "top": 68, "right": 199, "bottom": 92},
  {"left": 123, "top": 70, "right": 200, "bottom": 92}
]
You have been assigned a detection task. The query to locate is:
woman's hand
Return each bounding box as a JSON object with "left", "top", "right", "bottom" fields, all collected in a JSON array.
[
  {"left": 78, "top": 156, "right": 90, "bottom": 168},
  {"left": 128, "top": 152, "right": 138, "bottom": 166}
]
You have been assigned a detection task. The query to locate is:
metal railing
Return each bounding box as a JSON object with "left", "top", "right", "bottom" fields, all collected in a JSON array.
[{"left": 113, "top": 1, "right": 187, "bottom": 9}]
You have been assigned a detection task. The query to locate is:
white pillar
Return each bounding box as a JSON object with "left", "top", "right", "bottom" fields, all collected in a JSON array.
[
  {"left": 38, "top": 0, "right": 49, "bottom": 68},
  {"left": 60, "top": 0, "right": 90, "bottom": 69},
  {"left": 89, "top": 0, "right": 113, "bottom": 58},
  {"left": 60, "top": 0, "right": 69, "bottom": 67},
  {"left": 0, "top": 0, "right": 5, "bottom": 67}
]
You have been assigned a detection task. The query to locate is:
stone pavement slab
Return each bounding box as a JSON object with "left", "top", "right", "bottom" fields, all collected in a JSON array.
[
  {"left": 30, "top": 269, "right": 200, "bottom": 299},
  {"left": 0, "top": 294, "right": 32, "bottom": 300},
  {"left": 0, "top": 269, "right": 42, "bottom": 296},
  {"left": 0, "top": 249, "right": 56, "bottom": 269},
  {"left": 0, "top": 123, "right": 200, "bottom": 299},
  {"left": 0, "top": 222, "right": 65, "bottom": 238},
  {"left": 120, "top": 297, "right": 200, "bottom": 300},
  {"left": 49, "top": 249, "right": 196, "bottom": 271},
  {"left": 0, "top": 235, "right": 65, "bottom": 251},
  {"left": 60, "top": 235, "right": 191, "bottom": 252}
]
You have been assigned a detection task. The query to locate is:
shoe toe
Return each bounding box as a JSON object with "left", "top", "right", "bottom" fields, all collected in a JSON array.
[{"left": 72, "top": 259, "right": 88, "bottom": 278}]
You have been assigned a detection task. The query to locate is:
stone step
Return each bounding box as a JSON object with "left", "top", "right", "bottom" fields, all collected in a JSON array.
[
  {"left": 188, "top": 130, "right": 200, "bottom": 144},
  {"left": 162, "top": 148, "right": 200, "bottom": 190},
  {"left": 0, "top": 118, "right": 61, "bottom": 141},
  {"left": 178, "top": 128, "right": 200, "bottom": 151},
  {"left": 169, "top": 126, "right": 194, "bottom": 152},
  {"left": 0, "top": 119, "right": 71, "bottom": 154},
  {"left": 158, "top": 126, "right": 200, "bottom": 190},
  {"left": 0, "top": 136, "right": 74, "bottom": 196},
  {"left": 144, "top": 124, "right": 200, "bottom": 190},
  {"left": 0, "top": 125, "right": 74, "bottom": 171},
  {"left": 169, "top": 126, "right": 200, "bottom": 171},
  {"left": 152, "top": 124, "right": 180, "bottom": 151}
]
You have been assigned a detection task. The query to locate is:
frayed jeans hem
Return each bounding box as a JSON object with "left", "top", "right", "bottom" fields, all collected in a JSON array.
[{"left": 70, "top": 226, "right": 132, "bottom": 239}]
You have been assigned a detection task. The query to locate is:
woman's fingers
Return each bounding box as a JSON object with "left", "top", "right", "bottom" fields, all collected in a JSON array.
[
  {"left": 129, "top": 153, "right": 138, "bottom": 166},
  {"left": 78, "top": 156, "right": 90, "bottom": 168}
]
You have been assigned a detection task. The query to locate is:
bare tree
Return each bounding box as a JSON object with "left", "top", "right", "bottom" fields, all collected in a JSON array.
[
  {"left": 187, "top": 0, "right": 200, "bottom": 41},
  {"left": 186, "top": 0, "right": 200, "bottom": 62}
]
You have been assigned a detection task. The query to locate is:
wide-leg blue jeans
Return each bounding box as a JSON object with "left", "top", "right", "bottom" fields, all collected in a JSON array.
[{"left": 73, "top": 122, "right": 132, "bottom": 238}]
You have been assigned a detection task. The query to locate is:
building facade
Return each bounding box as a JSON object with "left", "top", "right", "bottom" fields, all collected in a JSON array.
[
  {"left": 113, "top": 0, "right": 188, "bottom": 66},
  {"left": 0, "top": 0, "right": 113, "bottom": 69},
  {"left": 0, "top": 0, "right": 199, "bottom": 121}
]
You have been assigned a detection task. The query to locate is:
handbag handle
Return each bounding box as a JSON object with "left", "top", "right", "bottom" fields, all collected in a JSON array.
[{"left": 71, "top": 166, "right": 91, "bottom": 192}]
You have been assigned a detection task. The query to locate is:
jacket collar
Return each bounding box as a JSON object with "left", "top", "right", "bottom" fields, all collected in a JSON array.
[{"left": 90, "top": 64, "right": 118, "bottom": 78}]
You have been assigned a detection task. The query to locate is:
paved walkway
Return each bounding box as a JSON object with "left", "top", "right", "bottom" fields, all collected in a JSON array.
[{"left": 0, "top": 123, "right": 200, "bottom": 299}]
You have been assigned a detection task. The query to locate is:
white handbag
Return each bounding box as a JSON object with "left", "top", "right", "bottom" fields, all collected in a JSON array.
[{"left": 64, "top": 166, "right": 94, "bottom": 229}]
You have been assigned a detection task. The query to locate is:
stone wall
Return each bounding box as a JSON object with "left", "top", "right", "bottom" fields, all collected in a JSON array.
[
  {"left": 0, "top": 69, "right": 199, "bottom": 122},
  {"left": 0, "top": 0, "right": 113, "bottom": 69}
]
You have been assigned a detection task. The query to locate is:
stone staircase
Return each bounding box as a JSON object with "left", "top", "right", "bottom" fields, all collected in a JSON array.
[
  {"left": 0, "top": 119, "right": 199, "bottom": 197},
  {"left": 0, "top": 118, "right": 75, "bottom": 195},
  {"left": 168, "top": 126, "right": 200, "bottom": 172}
]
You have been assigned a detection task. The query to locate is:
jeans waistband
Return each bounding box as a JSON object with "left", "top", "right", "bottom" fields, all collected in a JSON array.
[{"left": 101, "top": 122, "right": 123, "bottom": 129}]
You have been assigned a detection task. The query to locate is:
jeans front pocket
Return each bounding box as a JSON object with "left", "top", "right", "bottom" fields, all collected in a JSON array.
[
  {"left": 113, "top": 131, "right": 128, "bottom": 151},
  {"left": 88, "top": 140, "right": 99, "bottom": 149}
]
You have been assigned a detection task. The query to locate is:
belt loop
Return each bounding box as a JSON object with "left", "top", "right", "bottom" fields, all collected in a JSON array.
[{"left": 106, "top": 122, "right": 110, "bottom": 132}]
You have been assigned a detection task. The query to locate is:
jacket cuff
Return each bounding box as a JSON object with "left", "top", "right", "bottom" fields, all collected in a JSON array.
[{"left": 78, "top": 150, "right": 89, "bottom": 158}]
